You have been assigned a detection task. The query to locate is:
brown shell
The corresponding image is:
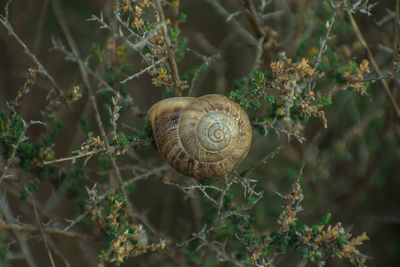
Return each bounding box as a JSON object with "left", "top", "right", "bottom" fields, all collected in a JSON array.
[{"left": 147, "top": 94, "right": 252, "bottom": 178}]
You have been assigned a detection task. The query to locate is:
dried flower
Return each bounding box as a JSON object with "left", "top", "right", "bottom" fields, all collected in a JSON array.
[{"left": 343, "top": 59, "right": 370, "bottom": 94}]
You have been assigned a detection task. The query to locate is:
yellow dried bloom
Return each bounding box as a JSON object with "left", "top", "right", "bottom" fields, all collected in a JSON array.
[
  {"left": 114, "top": 0, "right": 130, "bottom": 12},
  {"left": 270, "top": 56, "right": 315, "bottom": 85},
  {"left": 134, "top": 5, "right": 143, "bottom": 16},
  {"left": 106, "top": 200, "right": 123, "bottom": 228},
  {"left": 109, "top": 229, "right": 135, "bottom": 263},
  {"left": 340, "top": 232, "right": 369, "bottom": 259},
  {"left": 278, "top": 182, "right": 304, "bottom": 233},
  {"left": 359, "top": 59, "right": 370, "bottom": 73},
  {"left": 132, "top": 17, "right": 144, "bottom": 29},
  {"left": 142, "top": 0, "right": 155, "bottom": 8},
  {"left": 149, "top": 239, "right": 167, "bottom": 251},
  {"left": 296, "top": 58, "right": 314, "bottom": 77},
  {"left": 315, "top": 223, "right": 342, "bottom": 244},
  {"left": 270, "top": 61, "right": 284, "bottom": 74},
  {"left": 300, "top": 91, "right": 328, "bottom": 128},
  {"left": 343, "top": 59, "right": 370, "bottom": 94},
  {"left": 152, "top": 66, "right": 171, "bottom": 87},
  {"left": 90, "top": 206, "right": 106, "bottom": 230},
  {"left": 70, "top": 86, "right": 82, "bottom": 103},
  {"left": 27, "top": 68, "right": 37, "bottom": 85},
  {"left": 251, "top": 251, "right": 261, "bottom": 262}
]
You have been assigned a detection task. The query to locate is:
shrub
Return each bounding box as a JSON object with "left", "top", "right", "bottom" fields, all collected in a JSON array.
[{"left": 1, "top": 0, "right": 399, "bottom": 266}]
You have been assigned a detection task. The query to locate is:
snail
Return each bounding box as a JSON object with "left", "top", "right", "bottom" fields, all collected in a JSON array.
[{"left": 147, "top": 94, "right": 252, "bottom": 178}]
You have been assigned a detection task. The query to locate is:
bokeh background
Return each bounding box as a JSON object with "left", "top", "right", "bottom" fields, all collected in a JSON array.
[{"left": 0, "top": 0, "right": 399, "bottom": 266}]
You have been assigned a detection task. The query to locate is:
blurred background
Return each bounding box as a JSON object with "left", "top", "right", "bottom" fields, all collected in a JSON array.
[{"left": 0, "top": 0, "right": 399, "bottom": 266}]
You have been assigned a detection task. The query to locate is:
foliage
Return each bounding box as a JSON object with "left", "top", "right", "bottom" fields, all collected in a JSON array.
[{"left": 1, "top": 0, "right": 399, "bottom": 266}]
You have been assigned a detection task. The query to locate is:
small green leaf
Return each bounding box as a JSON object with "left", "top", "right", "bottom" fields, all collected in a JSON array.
[
  {"left": 315, "top": 97, "right": 332, "bottom": 106},
  {"left": 117, "top": 132, "right": 129, "bottom": 148},
  {"left": 321, "top": 213, "right": 332, "bottom": 225},
  {"left": 178, "top": 12, "right": 187, "bottom": 23}
]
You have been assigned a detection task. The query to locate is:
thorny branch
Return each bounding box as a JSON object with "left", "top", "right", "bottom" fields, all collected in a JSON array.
[
  {"left": 155, "top": 0, "right": 182, "bottom": 96},
  {"left": 27, "top": 190, "right": 56, "bottom": 267},
  {"left": 0, "top": 195, "right": 37, "bottom": 267},
  {"left": 163, "top": 178, "right": 222, "bottom": 205},
  {"left": 41, "top": 140, "right": 146, "bottom": 165},
  {"left": 0, "top": 5, "right": 62, "bottom": 96},
  {"left": 51, "top": 0, "right": 136, "bottom": 222},
  {"left": 346, "top": 10, "right": 400, "bottom": 120},
  {"left": 240, "top": 144, "right": 284, "bottom": 178},
  {"left": 0, "top": 0, "right": 378, "bottom": 266},
  {"left": 121, "top": 57, "right": 167, "bottom": 84},
  {"left": 0, "top": 120, "right": 46, "bottom": 185},
  {"left": 193, "top": 233, "right": 245, "bottom": 267},
  {"left": 0, "top": 220, "right": 94, "bottom": 241}
]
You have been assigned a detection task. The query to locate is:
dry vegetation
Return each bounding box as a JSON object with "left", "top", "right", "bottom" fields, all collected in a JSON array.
[{"left": 0, "top": 0, "right": 399, "bottom": 266}]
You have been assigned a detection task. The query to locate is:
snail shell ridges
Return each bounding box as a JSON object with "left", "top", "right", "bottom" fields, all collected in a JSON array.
[{"left": 147, "top": 94, "right": 252, "bottom": 178}]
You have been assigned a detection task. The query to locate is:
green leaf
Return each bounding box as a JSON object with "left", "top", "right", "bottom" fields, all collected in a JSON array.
[
  {"left": 168, "top": 28, "right": 180, "bottom": 40},
  {"left": 315, "top": 97, "right": 332, "bottom": 106},
  {"left": 117, "top": 132, "right": 129, "bottom": 148},
  {"left": 321, "top": 213, "right": 332, "bottom": 225},
  {"left": 178, "top": 12, "right": 187, "bottom": 23}
]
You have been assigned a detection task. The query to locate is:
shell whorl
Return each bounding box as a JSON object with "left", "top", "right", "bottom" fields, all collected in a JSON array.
[{"left": 147, "top": 94, "right": 252, "bottom": 178}]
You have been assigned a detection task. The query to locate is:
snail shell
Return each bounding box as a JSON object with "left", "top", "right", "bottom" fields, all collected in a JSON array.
[{"left": 147, "top": 94, "right": 252, "bottom": 178}]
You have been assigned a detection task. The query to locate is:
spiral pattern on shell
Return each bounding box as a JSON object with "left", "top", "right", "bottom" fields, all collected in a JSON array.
[{"left": 147, "top": 94, "right": 252, "bottom": 178}]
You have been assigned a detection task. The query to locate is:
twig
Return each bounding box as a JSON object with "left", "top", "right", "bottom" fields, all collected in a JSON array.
[
  {"left": 90, "top": 93, "right": 135, "bottom": 219},
  {"left": 0, "top": 220, "right": 94, "bottom": 241},
  {"left": 0, "top": 10, "right": 62, "bottom": 96},
  {"left": 200, "top": 175, "right": 235, "bottom": 265},
  {"left": 312, "top": 9, "right": 336, "bottom": 70},
  {"left": 0, "top": 193, "right": 37, "bottom": 267},
  {"left": 51, "top": 0, "right": 136, "bottom": 222},
  {"left": 188, "top": 52, "right": 219, "bottom": 96},
  {"left": 347, "top": 11, "right": 400, "bottom": 120},
  {"left": 121, "top": 57, "right": 167, "bottom": 84},
  {"left": 203, "top": 0, "right": 257, "bottom": 44},
  {"left": 28, "top": 190, "right": 56, "bottom": 267},
  {"left": 0, "top": 120, "right": 45, "bottom": 185},
  {"left": 193, "top": 233, "right": 245, "bottom": 267},
  {"left": 252, "top": 121, "right": 306, "bottom": 143},
  {"left": 113, "top": 12, "right": 155, "bottom": 52},
  {"left": 155, "top": 0, "right": 181, "bottom": 96},
  {"left": 240, "top": 144, "right": 284, "bottom": 178},
  {"left": 226, "top": 11, "right": 242, "bottom": 21},
  {"left": 63, "top": 185, "right": 107, "bottom": 232},
  {"left": 43, "top": 147, "right": 106, "bottom": 165},
  {"left": 242, "top": 0, "right": 264, "bottom": 39},
  {"left": 306, "top": 3, "right": 337, "bottom": 94},
  {"left": 52, "top": 37, "right": 123, "bottom": 97},
  {"left": 46, "top": 237, "right": 71, "bottom": 267},
  {"left": 42, "top": 140, "right": 145, "bottom": 165},
  {"left": 123, "top": 165, "right": 169, "bottom": 186},
  {"left": 224, "top": 0, "right": 264, "bottom": 71},
  {"left": 0, "top": 125, "right": 28, "bottom": 185},
  {"left": 163, "top": 178, "right": 221, "bottom": 205},
  {"left": 176, "top": 225, "right": 216, "bottom": 247}
]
